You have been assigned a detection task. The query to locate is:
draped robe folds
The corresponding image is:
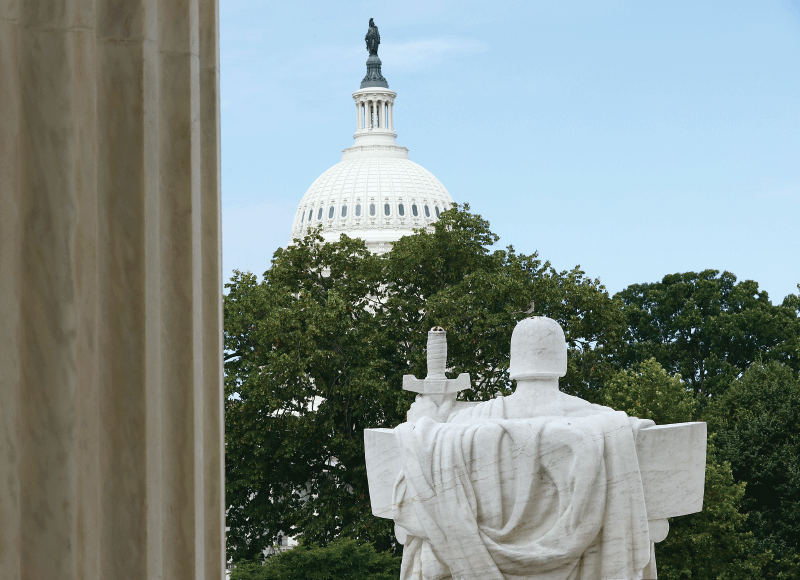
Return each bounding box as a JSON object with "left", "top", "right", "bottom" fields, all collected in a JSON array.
[
  {"left": 392, "top": 397, "right": 654, "bottom": 580},
  {"left": 366, "top": 26, "right": 380, "bottom": 54}
]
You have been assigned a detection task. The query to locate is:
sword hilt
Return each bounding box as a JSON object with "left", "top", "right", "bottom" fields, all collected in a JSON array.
[
  {"left": 426, "top": 327, "right": 447, "bottom": 379},
  {"left": 403, "top": 327, "right": 470, "bottom": 406}
]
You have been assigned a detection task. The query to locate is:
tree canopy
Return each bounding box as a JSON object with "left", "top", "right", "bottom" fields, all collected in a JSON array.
[
  {"left": 603, "top": 360, "right": 772, "bottom": 579},
  {"left": 224, "top": 205, "right": 622, "bottom": 560},
  {"left": 705, "top": 361, "right": 800, "bottom": 578},
  {"left": 224, "top": 205, "right": 800, "bottom": 577},
  {"left": 615, "top": 270, "right": 800, "bottom": 399},
  {"left": 229, "top": 538, "right": 401, "bottom": 580},
  {"left": 603, "top": 358, "right": 694, "bottom": 425}
]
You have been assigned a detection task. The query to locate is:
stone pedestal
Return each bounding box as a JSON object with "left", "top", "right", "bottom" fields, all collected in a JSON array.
[{"left": 0, "top": 1, "right": 224, "bottom": 578}]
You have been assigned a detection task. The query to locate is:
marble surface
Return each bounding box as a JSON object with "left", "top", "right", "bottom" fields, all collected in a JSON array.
[
  {"left": 0, "top": 1, "right": 223, "bottom": 578},
  {"left": 364, "top": 319, "right": 707, "bottom": 580},
  {"left": 366, "top": 422, "right": 705, "bottom": 526},
  {"left": 637, "top": 422, "right": 707, "bottom": 520}
]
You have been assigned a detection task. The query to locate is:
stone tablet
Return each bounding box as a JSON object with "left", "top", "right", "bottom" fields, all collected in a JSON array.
[{"left": 637, "top": 421, "right": 707, "bottom": 520}]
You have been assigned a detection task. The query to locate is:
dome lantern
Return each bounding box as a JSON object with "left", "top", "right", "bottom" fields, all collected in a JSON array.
[{"left": 289, "top": 20, "right": 455, "bottom": 254}]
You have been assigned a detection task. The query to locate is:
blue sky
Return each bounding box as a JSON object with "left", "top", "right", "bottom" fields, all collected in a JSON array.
[{"left": 221, "top": 0, "right": 800, "bottom": 302}]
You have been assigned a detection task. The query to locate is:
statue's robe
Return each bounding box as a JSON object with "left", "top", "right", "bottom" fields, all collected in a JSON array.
[
  {"left": 365, "top": 26, "right": 380, "bottom": 54},
  {"left": 392, "top": 396, "right": 654, "bottom": 580}
]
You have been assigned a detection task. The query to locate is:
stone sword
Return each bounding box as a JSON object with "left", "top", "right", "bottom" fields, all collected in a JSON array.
[{"left": 403, "top": 327, "right": 470, "bottom": 406}]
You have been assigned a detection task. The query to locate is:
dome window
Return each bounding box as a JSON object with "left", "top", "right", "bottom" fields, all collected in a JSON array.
[
  {"left": 355, "top": 204, "right": 361, "bottom": 217},
  {"left": 384, "top": 203, "right": 390, "bottom": 216},
  {"left": 341, "top": 205, "right": 347, "bottom": 217},
  {"left": 318, "top": 208, "right": 323, "bottom": 220},
  {"left": 435, "top": 206, "right": 440, "bottom": 218},
  {"left": 308, "top": 209, "right": 313, "bottom": 222},
  {"left": 424, "top": 205, "right": 430, "bottom": 218},
  {"left": 370, "top": 203, "right": 376, "bottom": 216},
  {"left": 328, "top": 206, "right": 334, "bottom": 219},
  {"left": 300, "top": 211, "right": 304, "bottom": 223},
  {"left": 398, "top": 204, "right": 405, "bottom": 216},
  {"left": 412, "top": 204, "right": 418, "bottom": 217}
]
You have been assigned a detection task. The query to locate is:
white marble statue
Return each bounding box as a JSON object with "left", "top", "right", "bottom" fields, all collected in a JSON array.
[{"left": 364, "top": 317, "right": 707, "bottom": 580}]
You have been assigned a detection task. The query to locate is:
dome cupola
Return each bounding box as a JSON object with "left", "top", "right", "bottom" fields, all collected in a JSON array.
[{"left": 289, "top": 19, "right": 454, "bottom": 255}]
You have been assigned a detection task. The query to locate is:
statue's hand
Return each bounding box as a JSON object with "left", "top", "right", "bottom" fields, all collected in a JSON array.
[
  {"left": 437, "top": 395, "right": 457, "bottom": 422},
  {"left": 407, "top": 395, "right": 440, "bottom": 424}
]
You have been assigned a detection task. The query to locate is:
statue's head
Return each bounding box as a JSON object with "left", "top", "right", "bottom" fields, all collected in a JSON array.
[
  {"left": 369, "top": 18, "right": 375, "bottom": 26},
  {"left": 508, "top": 316, "right": 568, "bottom": 380}
]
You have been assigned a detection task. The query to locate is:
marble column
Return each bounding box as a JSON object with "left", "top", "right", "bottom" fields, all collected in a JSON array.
[
  {"left": 0, "top": 1, "right": 224, "bottom": 579},
  {"left": 356, "top": 101, "right": 361, "bottom": 129}
]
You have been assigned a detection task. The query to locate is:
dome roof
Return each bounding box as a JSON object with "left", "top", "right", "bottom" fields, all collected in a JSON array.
[
  {"left": 289, "top": 58, "right": 454, "bottom": 254},
  {"left": 290, "top": 152, "right": 454, "bottom": 254}
]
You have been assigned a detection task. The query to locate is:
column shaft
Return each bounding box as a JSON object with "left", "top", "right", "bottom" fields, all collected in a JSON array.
[{"left": 0, "top": 0, "right": 224, "bottom": 578}]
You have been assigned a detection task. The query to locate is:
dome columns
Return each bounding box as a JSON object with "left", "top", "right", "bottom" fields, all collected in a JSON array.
[
  {"left": 353, "top": 88, "right": 397, "bottom": 146},
  {"left": 358, "top": 97, "right": 390, "bottom": 129}
]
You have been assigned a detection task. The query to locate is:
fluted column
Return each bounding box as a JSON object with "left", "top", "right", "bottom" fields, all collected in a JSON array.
[
  {"left": 0, "top": 0, "right": 224, "bottom": 579},
  {"left": 389, "top": 101, "right": 394, "bottom": 130},
  {"left": 355, "top": 100, "right": 361, "bottom": 129}
]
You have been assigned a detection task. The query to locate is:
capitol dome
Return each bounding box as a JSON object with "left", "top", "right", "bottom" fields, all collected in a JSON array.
[{"left": 289, "top": 27, "right": 454, "bottom": 254}]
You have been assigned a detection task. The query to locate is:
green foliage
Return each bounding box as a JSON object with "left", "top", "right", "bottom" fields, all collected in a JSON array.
[
  {"left": 230, "top": 538, "right": 401, "bottom": 580},
  {"left": 224, "top": 205, "right": 623, "bottom": 560},
  {"left": 615, "top": 270, "right": 800, "bottom": 399},
  {"left": 224, "top": 208, "right": 799, "bottom": 574},
  {"left": 603, "top": 358, "right": 695, "bottom": 424},
  {"left": 224, "top": 229, "right": 396, "bottom": 560},
  {"left": 705, "top": 362, "right": 800, "bottom": 579},
  {"left": 603, "top": 359, "right": 773, "bottom": 578},
  {"left": 656, "top": 441, "right": 773, "bottom": 580},
  {"left": 381, "top": 204, "right": 625, "bottom": 404}
]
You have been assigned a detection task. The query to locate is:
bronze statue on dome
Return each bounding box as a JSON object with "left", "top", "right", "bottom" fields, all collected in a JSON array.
[{"left": 365, "top": 18, "right": 380, "bottom": 55}]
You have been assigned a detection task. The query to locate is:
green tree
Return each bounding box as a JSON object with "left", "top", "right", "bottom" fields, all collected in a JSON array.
[
  {"left": 603, "top": 358, "right": 695, "bottom": 425},
  {"left": 615, "top": 271, "right": 800, "bottom": 400},
  {"left": 230, "top": 538, "right": 401, "bottom": 580},
  {"left": 380, "top": 204, "right": 625, "bottom": 404},
  {"left": 224, "top": 205, "right": 624, "bottom": 561},
  {"left": 224, "top": 231, "right": 394, "bottom": 560},
  {"left": 706, "top": 361, "right": 800, "bottom": 579},
  {"left": 602, "top": 359, "right": 772, "bottom": 578},
  {"left": 656, "top": 441, "right": 773, "bottom": 580}
]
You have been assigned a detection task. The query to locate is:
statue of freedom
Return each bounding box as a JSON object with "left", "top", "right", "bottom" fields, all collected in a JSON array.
[{"left": 365, "top": 18, "right": 380, "bottom": 55}]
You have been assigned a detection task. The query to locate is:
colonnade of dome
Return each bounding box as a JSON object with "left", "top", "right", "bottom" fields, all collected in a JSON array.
[{"left": 289, "top": 26, "right": 454, "bottom": 254}]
